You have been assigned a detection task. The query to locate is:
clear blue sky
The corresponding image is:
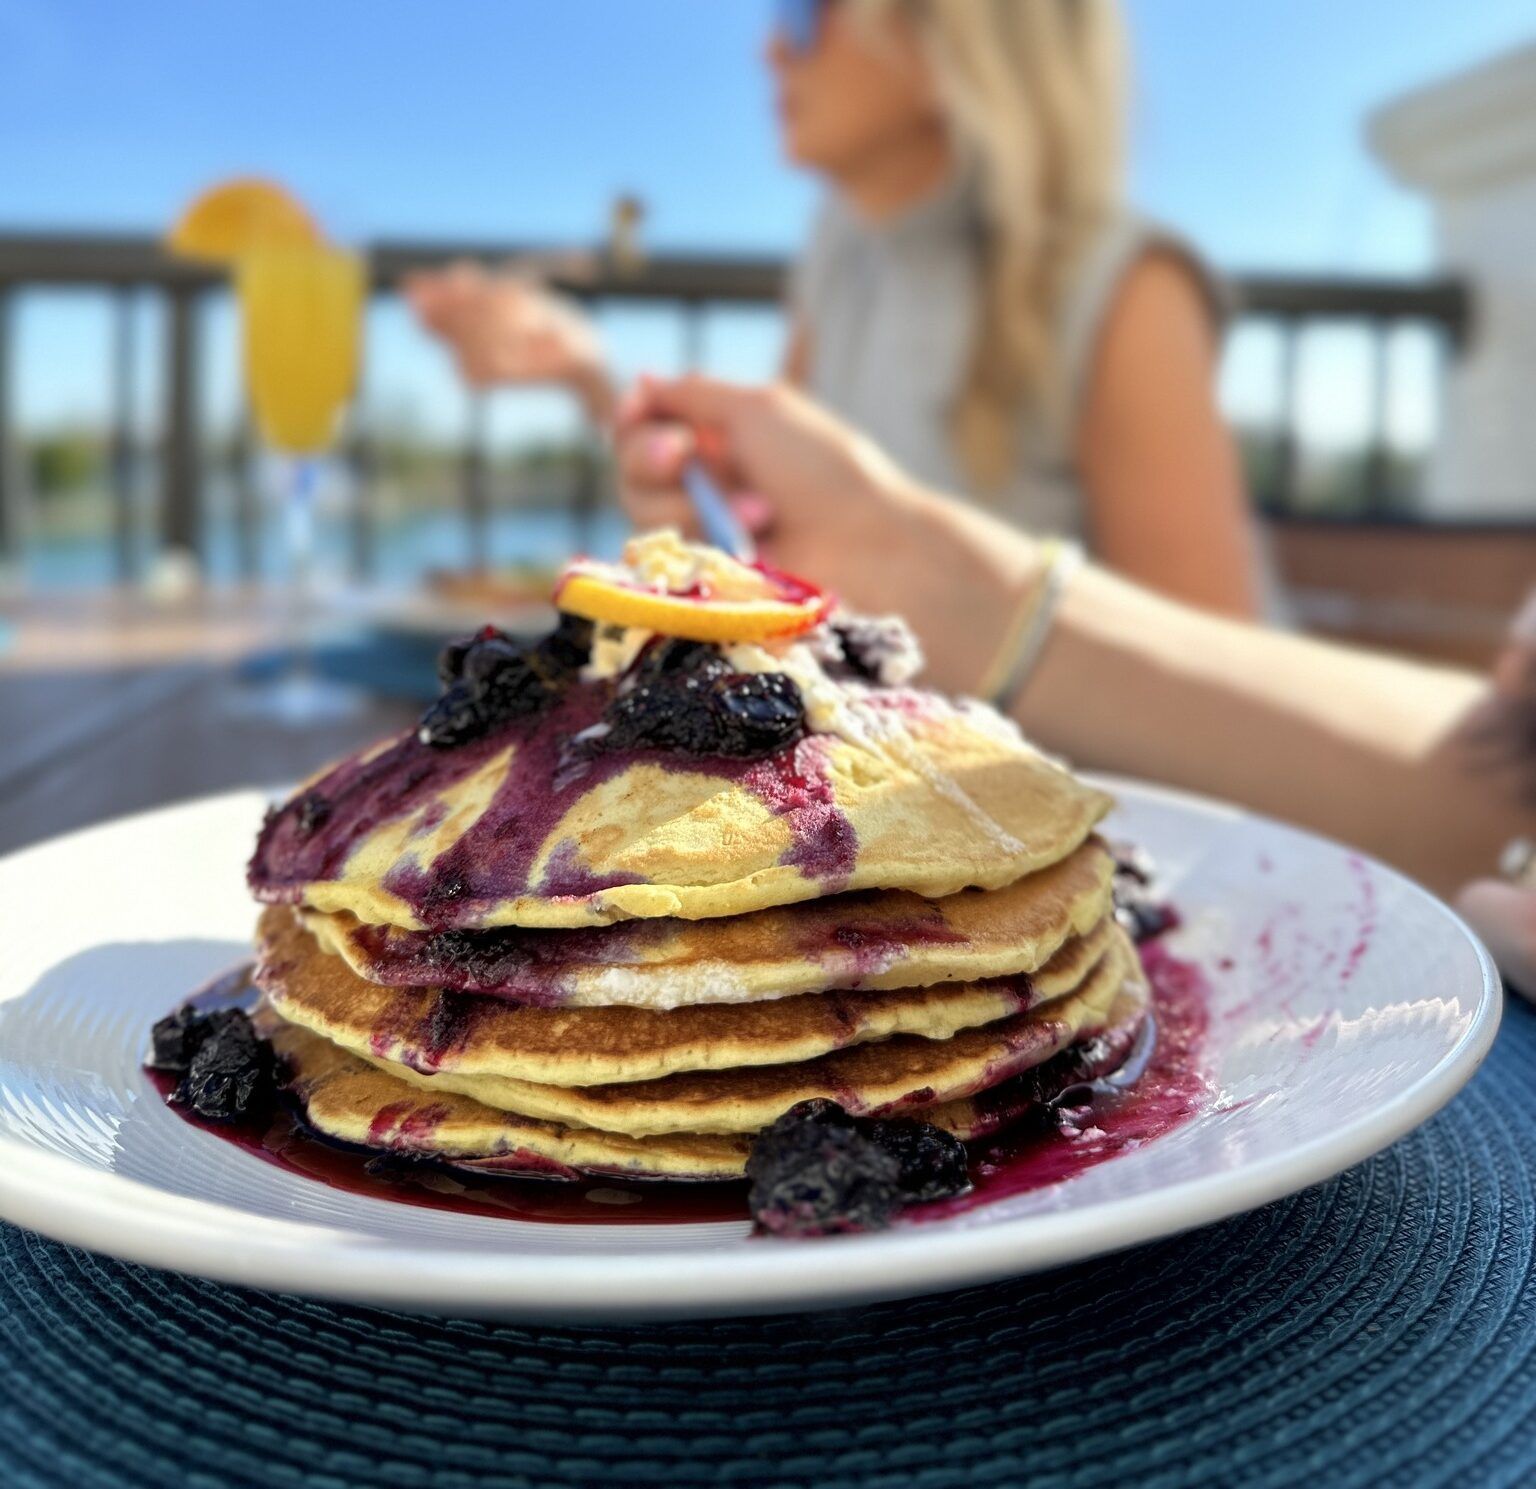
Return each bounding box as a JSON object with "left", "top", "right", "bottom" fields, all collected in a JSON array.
[{"left": 3, "top": 0, "right": 1533, "bottom": 440}]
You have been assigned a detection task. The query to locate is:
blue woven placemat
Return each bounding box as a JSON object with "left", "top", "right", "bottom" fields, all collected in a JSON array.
[{"left": 3, "top": 996, "right": 1533, "bottom": 1489}]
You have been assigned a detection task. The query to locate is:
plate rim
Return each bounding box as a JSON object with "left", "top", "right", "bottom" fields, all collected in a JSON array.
[{"left": 0, "top": 779, "right": 1504, "bottom": 1320}]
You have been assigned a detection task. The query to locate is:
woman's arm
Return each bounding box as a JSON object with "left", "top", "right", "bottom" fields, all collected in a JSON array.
[
  {"left": 1077, "top": 251, "right": 1262, "bottom": 619},
  {"left": 614, "top": 375, "right": 1530, "bottom": 898},
  {"left": 1020, "top": 562, "right": 1502, "bottom": 895},
  {"left": 781, "top": 319, "right": 811, "bottom": 387}
]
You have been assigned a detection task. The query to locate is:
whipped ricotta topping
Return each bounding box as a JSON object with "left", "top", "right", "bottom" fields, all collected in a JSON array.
[{"left": 570, "top": 529, "right": 781, "bottom": 602}]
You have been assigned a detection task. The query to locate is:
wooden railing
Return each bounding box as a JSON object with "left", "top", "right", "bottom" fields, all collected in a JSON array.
[{"left": 0, "top": 230, "right": 1472, "bottom": 582}]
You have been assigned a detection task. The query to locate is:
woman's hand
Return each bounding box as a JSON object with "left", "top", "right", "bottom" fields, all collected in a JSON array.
[
  {"left": 614, "top": 375, "right": 1043, "bottom": 689},
  {"left": 1457, "top": 879, "right": 1536, "bottom": 999},
  {"left": 403, "top": 262, "right": 614, "bottom": 421},
  {"left": 615, "top": 376, "right": 910, "bottom": 591}
]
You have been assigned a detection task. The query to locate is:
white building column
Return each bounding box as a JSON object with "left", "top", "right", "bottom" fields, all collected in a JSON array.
[{"left": 1369, "top": 42, "right": 1536, "bottom": 519}]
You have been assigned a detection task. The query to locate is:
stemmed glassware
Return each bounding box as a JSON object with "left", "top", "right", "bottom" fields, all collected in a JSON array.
[{"left": 234, "top": 241, "right": 366, "bottom": 722}]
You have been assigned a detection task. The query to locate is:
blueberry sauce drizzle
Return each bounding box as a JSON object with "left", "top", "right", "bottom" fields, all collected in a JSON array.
[
  {"left": 342, "top": 892, "right": 962, "bottom": 1005},
  {"left": 251, "top": 682, "right": 860, "bottom": 929}
]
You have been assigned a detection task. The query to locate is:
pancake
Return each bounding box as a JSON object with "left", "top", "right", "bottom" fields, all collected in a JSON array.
[
  {"left": 248, "top": 680, "right": 1111, "bottom": 931},
  {"left": 265, "top": 972, "right": 1150, "bottom": 1180},
  {"left": 300, "top": 837, "right": 1114, "bottom": 1009},
  {"left": 349, "top": 931, "right": 1145, "bottom": 1137},
  {"left": 267, "top": 1014, "right": 752, "bottom": 1181},
  {"left": 257, "top": 902, "right": 1116, "bottom": 1087}
]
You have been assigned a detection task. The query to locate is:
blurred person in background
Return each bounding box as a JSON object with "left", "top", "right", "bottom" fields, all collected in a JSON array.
[
  {"left": 611, "top": 372, "right": 1536, "bottom": 991},
  {"left": 407, "top": 0, "right": 1262, "bottom": 617}
]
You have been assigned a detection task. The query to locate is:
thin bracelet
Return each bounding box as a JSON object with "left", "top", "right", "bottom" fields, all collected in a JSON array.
[
  {"left": 980, "top": 540, "right": 1085, "bottom": 715},
  {"left": 975, "top": 540, "right": 1063, "bottom": 700}
]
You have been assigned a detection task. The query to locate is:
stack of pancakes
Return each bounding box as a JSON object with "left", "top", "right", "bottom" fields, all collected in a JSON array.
[{"left": 248, "top": 674, "right": 1147, "bottom": 1182}]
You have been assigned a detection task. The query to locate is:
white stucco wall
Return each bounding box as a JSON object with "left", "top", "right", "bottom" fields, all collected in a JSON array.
[{"left": 1369, "top": 42, "right": 1536, "bottom": 519}]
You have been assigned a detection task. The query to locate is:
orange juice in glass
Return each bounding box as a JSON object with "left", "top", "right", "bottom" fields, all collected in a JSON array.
[
  {"left": 238, "top": 243, "right": 363, "bottom": 454},
  {"left": 236, "top": 242, "right": 366, "bottom": 721}
]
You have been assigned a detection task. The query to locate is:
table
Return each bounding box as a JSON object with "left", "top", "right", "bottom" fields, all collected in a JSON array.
[
  {"left": 0, "top": 588, "right": 418, "bottom": 855},
  {"left": 3, "top": 588, "right": 1534, "bottom": 1487}
]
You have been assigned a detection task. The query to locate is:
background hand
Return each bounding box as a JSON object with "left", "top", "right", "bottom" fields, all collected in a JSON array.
[{"left": 403, "top": 261, "right": 612, "bottom": 417}]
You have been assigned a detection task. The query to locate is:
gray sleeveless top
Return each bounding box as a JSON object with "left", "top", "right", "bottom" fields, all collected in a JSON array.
[{"left": 792, "top": 174, "right": 1221, "bottom": 543}]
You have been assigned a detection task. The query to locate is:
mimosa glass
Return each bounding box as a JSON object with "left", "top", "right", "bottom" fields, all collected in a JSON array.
[{"left": 235, "top": 243, "right": 365, "bottom": 723}]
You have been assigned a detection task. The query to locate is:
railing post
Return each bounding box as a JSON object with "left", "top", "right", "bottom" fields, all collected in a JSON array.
[
  {"left": 347, "top": 417, "right": 375, "bottom": 584},
  {"left": 110, "top": 288, "right": 137, "bottom": 582},
  {"left": 232, "top": 407, "right": 259, "bottom": 580},
  {"left": 681, "top": 300, "right": 706, "bottom": 371},
  {"left": 461, "top": 391, "right": 489, "bottom": 569},
  {"left": 347, "top": 292, "right": 376, "bottom": 582},
  {"left": 0, "top": 284, "right": 20, "bottom": 577},
  {"left": 1273, "top": 318, "right": 1301, "bottom": 512},
  {"left": 161, "top": 284, "right": 203, "bottom": 565},
  {"left": 1362, "top": 321, "right": 1393, "bottom": 514}
]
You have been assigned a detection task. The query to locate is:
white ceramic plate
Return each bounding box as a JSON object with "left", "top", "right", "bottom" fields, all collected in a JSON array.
[{"left": 0, "top": 781, "right": 1500, "bottom": 1320}]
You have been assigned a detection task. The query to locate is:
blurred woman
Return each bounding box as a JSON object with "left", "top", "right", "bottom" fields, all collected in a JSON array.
[
  {"left": 612, "top": 372, "right": 1535, "bottom": 923},
  {"left": 407, "top": 0, "right": 1261, "bottom": 617}
]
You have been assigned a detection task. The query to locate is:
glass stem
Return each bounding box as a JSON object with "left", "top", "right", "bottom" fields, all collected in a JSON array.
[{"left": 287, "top": 457, "right": 318, "bottom": 682}]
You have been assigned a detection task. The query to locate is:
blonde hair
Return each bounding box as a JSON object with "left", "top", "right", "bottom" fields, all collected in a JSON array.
[{"left": 855, "top": 0, "right": 1128, "bottom": 492}]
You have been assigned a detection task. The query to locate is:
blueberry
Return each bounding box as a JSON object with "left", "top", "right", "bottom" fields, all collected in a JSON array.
[
  {"left": 864, "top": 1119, "right": 972, "bottom": 1202},
  {"left": 436, "top": 633, "right": 476, "bottom": 686},
  {"left": 714, "top": 673, "right": 805, "bottom": 754},
  {"left": 418, "top": 681, "right": 489, "bottom": 747},
  {"left": 149, "top": 1005, "right": 211, "bottom": 1073},
  {"left": 539, "top": 613, "right": 595, "bottom": 675},
  {"left": 421, "top": 619, "right": 592, "bottom": 750},
  {"left": 604, "top": 674, "right": 719, "bottom": 754},
  {"left": 1110, "top": 840, "right": 1156, "bottom": 887},
  {"left": 634, "top": 638, "right": 730, "bottom": 682},
  {"left": 294, "top": 790, "right": 331, "bottom": 836},
  {"left": 780, "top": 1098, "right": 853, "bottom": 1129},
  {"left": 746, "top": 1103, "right": 902, "bottom": 1237},
  {"left": 601, "top": 662, "right": 806, "bottom": 759},
  {"left": 461, "top": 633, "right": 527, "bottom": 688},
  {"left": 831, "top": 616, "right": 923, "bottom": 687},
  {"left": 167, "top": 1009, "right": 275, "bottom": 1122},
  {"left": 1117, "top": 898, "right": 1178, "bottom": 944},
  {"left": 1110, "top": 841, "right": 1177, "bottom": 943}
]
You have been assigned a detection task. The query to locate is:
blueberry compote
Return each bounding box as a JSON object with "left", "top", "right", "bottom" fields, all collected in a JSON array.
[
  {"left": 1112, "top": 840, "right": 1180, "bottom": 944},
  {"left": 148, "top": 974, "right": 276, "bottom": 1123},
  {"left": 601, "top": 638, "right": 806, "bottom": 758},
  {"left": 248, "top": 622, "right": 845, "bottom": 924},
  {"left": 745, "top": 1100, "right": 971, "bottom": 1237},
  {"left": 419, "top": 614, "right": 594, "bottom": 747}
]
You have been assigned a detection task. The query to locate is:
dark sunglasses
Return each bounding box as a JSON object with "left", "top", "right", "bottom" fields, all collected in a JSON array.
[{"left": 773, "top": 0, "right": 832, "bottom": 55}]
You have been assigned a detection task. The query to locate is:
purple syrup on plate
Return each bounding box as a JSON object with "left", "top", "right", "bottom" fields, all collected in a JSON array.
[
  {"left": 910, "top": 938, "right": 1212, "bottom": 1221},
  {"left": 152, "top": 932, "right": 1211, "bottom": 1229}
]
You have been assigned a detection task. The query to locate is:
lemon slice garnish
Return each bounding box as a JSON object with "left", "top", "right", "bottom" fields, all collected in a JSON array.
[
  {"left": 555, "top": 536, "right": 830, "bottom": 644},
  {"left": 168, "top": 178, "right": 320, "bottom": 263}
]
